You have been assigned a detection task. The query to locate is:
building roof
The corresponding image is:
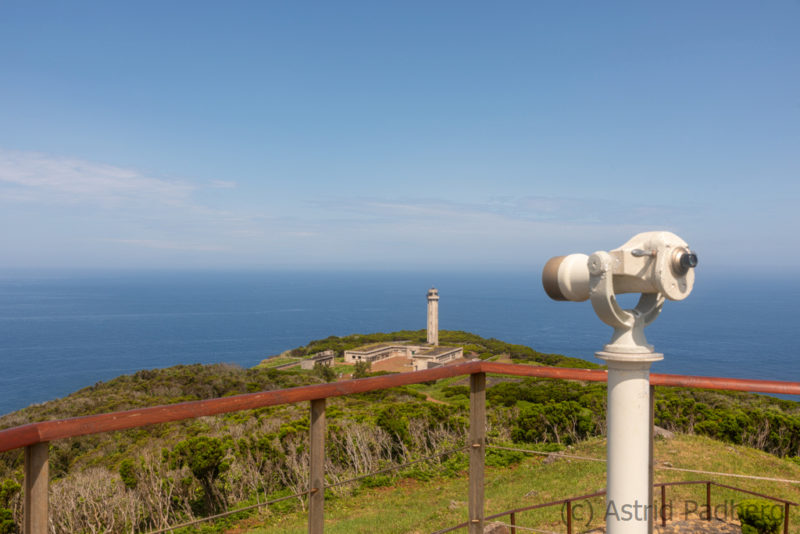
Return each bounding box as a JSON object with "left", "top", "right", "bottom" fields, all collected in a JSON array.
[{"left": 416, "top": 346, "right": 461, "bottom": 356}]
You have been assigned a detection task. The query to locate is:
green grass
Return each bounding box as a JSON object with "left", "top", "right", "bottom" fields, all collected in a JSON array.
[
  {"left": 257, "top": 356, "right": 302, "bottom": 368},
  {"left": 233, "top": 434, "right": 800, "bottom": 534},
  {"left": 406, "top": 375, "right": 468, "bottom": 400}
]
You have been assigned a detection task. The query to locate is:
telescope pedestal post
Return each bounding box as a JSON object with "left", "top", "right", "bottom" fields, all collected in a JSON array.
[{"left": 597, "top": 351, "right": 662, "bottom": 534}]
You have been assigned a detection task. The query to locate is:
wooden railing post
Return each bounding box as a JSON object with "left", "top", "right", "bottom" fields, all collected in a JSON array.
[
  {"left": 566, "top": 500, "right": 573, "bottom": 534},
  {"left": 509, "top": 511, "right": 516, "bottom": 534},
  {"left": 24, "top": 442, "right": 48, "bottom": 534},
  {"left": 706, "top": 482, "right": 711, "bottom": 521},
  {"left": 783, "top": 503, "right": 789, "bottom": 534},
  {"left": 468, "top": 372, "right": 486, "bottom": 534},
  {"left": 661, "top": 485, "right": 666, "bottom": 526},
  {"left": 309, "top": 398, "right": 326, "bottom": 534}
]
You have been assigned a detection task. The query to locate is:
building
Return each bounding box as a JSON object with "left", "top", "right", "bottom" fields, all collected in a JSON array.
[
  {"left": 410, "top": 345, "right": 462, "bottom": 371},
  {"left": 343, "top": 343, "right": 462, "bottom": 370},
  {"left": 343, "top": 344, "right": 415, "bottom": 364},
  {"left": 300, "top": 349, "right": 335, "bottom": 370},
  {"left": 342, "top": 288, "right": 463, "bottom": 371}
]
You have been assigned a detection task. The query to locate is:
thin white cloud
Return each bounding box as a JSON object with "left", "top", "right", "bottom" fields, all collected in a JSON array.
[
  {"left": 489, "top": 195, "right": 688, "bottom": 225},
  {"left": 0, "top": 149, "right": 194, "bottom": 208},
  {"left": 284, "top": 231, "right": 318, "bottom": 238},
  {"left": 103, "top": 239, "right": 226, "bottom": 252},
  {"left": 316, "top": 195, "right": 697, "bottom": 227},
  {"left": 0, "top": 150, "right": 263, "bottom": 265},
  {"left": 0, "top": 151, "right": 704, "bottom": 269},
  {"left": 209, "top": 180, "right": 237, "bottom": 189}
]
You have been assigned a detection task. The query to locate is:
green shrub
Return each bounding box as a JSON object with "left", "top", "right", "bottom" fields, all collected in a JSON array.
[
  {"left": 401, "top": 465, "right": 435, "bottom": 481},
  {"left": 168, "top": 436, "right": 232, "bottom": 513},
  {"left": 440, "top": 452, "right": 469, "bottom": 477},
  {"left": 352, "top": 361, "right": 372, "bottom": 379},
  {"left": 118, "top": 458, "right": 137, "bottom": 489},
  {"left": 360, "top": 474, "right": 393, "bottom": 488},
  {"left": 375, "top": 406, "right": 411, "bottom": 448},
  {"left": 267, "top": 488, "right": 300, "bottom": 514},
  {"left": 511, "top": 400, "right": 594, "bottom": 445},
  {"left": 313, "top": 362, "right": 336, "bottom": 382},
  {"left": 441, "top": 385, "right": 469, "bottom": 399},
  {"left": 486, "top": 447, "right": 525, "bottom": 468},
  {"left": 0, "top": 479, "right": 19, "bottom": 532},
  {"left": 0, "top": 480, "right": 19, "bottom": 509},
  {"left": 170, "top": 436, "right": 231, "bottom": 481},
  {"left": 0, "top": 508, "right": 16, "bottom": 534},
  {"left": 736, "top": 498, "right": 783, "bottom": 534}
]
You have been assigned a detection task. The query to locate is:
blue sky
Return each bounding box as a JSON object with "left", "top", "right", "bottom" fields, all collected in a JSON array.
[{"left": 1, "top": 2, "right": 798, "bottom": 273}]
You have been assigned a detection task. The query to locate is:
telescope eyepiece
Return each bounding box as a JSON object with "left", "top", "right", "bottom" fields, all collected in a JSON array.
[
  {"left": 673, "top": 249, "right": 698, "bottom": 275},
  {"left": 681, "top": 252, "right": 698, "bottom": 270}
]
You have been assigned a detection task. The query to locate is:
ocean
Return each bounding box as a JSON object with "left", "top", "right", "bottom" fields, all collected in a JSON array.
[{"left": 0, "top": 270, "right": 798, "bottom": 416}]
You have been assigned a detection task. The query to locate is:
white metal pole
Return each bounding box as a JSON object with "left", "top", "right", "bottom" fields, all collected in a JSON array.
[{"left": 601, "top": 356, "right": 659, "bottom": 534}]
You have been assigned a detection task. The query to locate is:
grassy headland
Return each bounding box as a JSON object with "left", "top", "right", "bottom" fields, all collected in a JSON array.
[{"left": 0, "top": 330, "right": 798, "bottom": 533}]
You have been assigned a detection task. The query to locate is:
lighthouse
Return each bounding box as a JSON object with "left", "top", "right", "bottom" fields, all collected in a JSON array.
[{"left": 427, "top": 288, "right": 439, "bottom": 346}]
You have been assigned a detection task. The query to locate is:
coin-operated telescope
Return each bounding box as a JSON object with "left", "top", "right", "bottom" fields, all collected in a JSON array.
[
  {"left": 542, "top": 231, "right": 697, "bottom": 534},
  {"left": 542, "top": 231, "right": 697, "bottom": 357}
]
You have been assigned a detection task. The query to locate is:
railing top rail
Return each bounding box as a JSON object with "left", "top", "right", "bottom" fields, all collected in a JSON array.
[
  {"left": 480, "top": 362, "right": 607, "bottom": 382},
  {"left": 712, "top": 481, "right": 799, "bottom": 506},
  {"left": 2, "top": 360, "right": 799, "bottom": 453},
  {"left": 655, "top": 480, "right": 714, "bottom": 488},
  {"left": 484, "top": 490, "right": 607, "bottom": 519},
  {"left": 654, "top": 481, "right": 798, "bottom": 505},
  {"left": 649, "top": 372, "right": 800, "bottom": 395}
]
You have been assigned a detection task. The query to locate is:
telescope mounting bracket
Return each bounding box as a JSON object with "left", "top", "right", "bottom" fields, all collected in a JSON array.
[{"left": 589, "top": 250, "right": 665, "bottom": 361}]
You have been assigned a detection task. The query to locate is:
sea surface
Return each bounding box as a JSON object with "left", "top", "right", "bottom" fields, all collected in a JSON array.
[{"left": 0, "top": 270, "right": 798, "bottom": 416}]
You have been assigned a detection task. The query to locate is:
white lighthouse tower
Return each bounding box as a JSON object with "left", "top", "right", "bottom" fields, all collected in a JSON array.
[{"left": 427, "top": 288, "right": 439, "bottom": 346}]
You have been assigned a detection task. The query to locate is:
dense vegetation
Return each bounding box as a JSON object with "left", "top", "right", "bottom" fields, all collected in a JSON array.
[
  {"left": 737, "top": 498, "right": 784, "bottom": 534},
  {"left": 0, "top": 330, "right": 798, "bottom": 533}
]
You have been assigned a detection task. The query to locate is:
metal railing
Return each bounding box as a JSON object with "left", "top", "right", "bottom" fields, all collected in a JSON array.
[
  {"left": 1, "top": 360, "right": 799, "bottom": 534},
  {"left": 434, "top": 479, "right": 798, "bottom": 534}
]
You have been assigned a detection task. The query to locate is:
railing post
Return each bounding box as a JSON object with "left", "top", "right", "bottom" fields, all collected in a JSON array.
[
  {"left": 510, "top": 511, "right": 516, "bottom": 534},
  {"left": 309, "top": 398, "right": 326, "bottom": 534},
  {"left": 468, "top": 372, "right": 486, "bottom": 534},
  {"left": 566, "top": 500, "right": 573, "bottom": 534},
  {"left": 783, "top": 503, "right": 789, "bottom": 534},
  {"left": 705, "top": 482, "right": 711, "bottom": 521},
  {"left": 24, "top": 442, "right": 48, "bottom": 534},
  {"left": 660, "top": 485, "right": 666, "bottom": 526}
]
